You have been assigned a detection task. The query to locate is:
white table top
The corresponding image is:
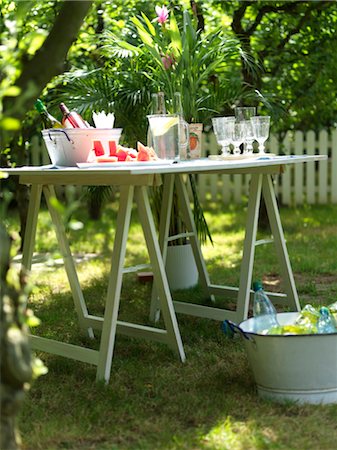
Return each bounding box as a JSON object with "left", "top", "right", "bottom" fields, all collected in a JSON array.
[{"left": 0, "top": 155, "right": 326, "bottom": 177}]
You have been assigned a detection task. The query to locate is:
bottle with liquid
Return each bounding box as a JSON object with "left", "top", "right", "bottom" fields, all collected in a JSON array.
[
  {"left": 173, "top": 92, "right": 189, "bottom": 159},
  {"left": 252, "top": 281, "right": 280, "bottom": 334},
  {"left": 294, "top": 303, "right": 319, "bottom": 333},
  {"left": 173, "top": 92, "right": 183, "bottom": 117},
  {"left": 328, "top": 300, "right": 337, "bottom": 324},
  {"left": 34, "top": 99, "right": 63, "bottom": 129},
  {"left": 317, "top": 306, "right": 337, "bottom": 334},
  {"left": 59, "top": 102, "right": 89, "bottom": 128},
  {"left": 147, "top": 92, "right": 167, "bottom": 147}
]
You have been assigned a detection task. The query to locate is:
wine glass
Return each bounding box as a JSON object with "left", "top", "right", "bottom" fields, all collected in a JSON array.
[
  {"left": 235, "top": 107, "right": 256, "bottom": 153},
  {"left": 242, "top": 120, "right": 255, "bottom": 155},
  {"left": 251, "top": 116, "right": 270, "bottom": 154},
  {"left": 212, "top": 117, "right": 235, "bottom": 157},
  {"left": 231, "top": 122, "right": 245, "bottom": 155}
]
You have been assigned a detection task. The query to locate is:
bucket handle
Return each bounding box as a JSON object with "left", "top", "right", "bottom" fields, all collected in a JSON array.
[
  {"left": 48, "top": 129, "right": 74, "bottom": 144},
  {"left": 223, "top": 320, "right": 254, "bottom": 341}
]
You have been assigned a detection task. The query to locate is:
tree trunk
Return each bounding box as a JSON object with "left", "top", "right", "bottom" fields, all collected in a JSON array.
[
  {"left": 3, "top": 1, "right": 94, "bottom": 119},
  {"left": 0, "top": 225, "right": 33, "bottom": 450}
]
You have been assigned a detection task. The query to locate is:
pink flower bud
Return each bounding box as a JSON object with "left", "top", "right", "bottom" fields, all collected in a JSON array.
[{"left": 161, "top": 54, "right": 174, "bottom": 70}]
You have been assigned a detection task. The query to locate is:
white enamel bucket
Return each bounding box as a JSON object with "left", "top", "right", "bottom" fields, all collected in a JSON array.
[
  {"left": 226, "top": 312, "right": 337, "bottom": 404},
  {"left": 42, "top": 128, "right": 122, "bottom": 166}
]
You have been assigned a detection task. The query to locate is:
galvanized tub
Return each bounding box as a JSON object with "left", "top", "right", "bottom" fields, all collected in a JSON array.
[{"left": 227, "top": 312, "right": 337, "bottom": 404}]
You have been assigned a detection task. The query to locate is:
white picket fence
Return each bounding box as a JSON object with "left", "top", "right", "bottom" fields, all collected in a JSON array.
[
  {"left": 30, "top": 129, "right": 337, "bottom": 206},
  {"left": 200, "top": 129, "right": 337, "bottom": 206}
]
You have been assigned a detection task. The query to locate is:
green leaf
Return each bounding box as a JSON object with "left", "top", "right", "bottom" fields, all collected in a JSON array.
[
  {"left": 0, "top": 117, "right": 21, "bottom": 130},
  {"left": 26, "top": 32, "right": 47, "bottom": 55},
  {"left": 32, "top": 357, "right": 48, "bottom": 379},
  {"left": 3, "top": 85, "right": 21, "bottom": 97},
  {"left": 130, "top": 16, "right": 148, "bottom": 36},
  {"left": 183, "top": 10, "right": 197, "bottom": 47},
  {"left": 27, "top": 314, "right": 41, "bottom": 328},
  {"left": 169, "top": 12, "right": 182, "bottom": 54},
  {"left": 141, "top": 12, "right": 156, "bottom": 37},
  {"left": 49, "top": 196, "right": 65, "bottom": 214},
  {"left": 137, "top": 28, "right": 154, "bottom": 47}
]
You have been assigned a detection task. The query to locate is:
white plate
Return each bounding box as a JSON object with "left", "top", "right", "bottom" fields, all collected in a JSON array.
[{"left": 77, "top": 160, "right": 172, "bottom": 168}]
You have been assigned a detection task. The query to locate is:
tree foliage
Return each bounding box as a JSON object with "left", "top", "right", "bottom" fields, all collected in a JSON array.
[
  {"left": 212, "top": 0, "right": 337, "bottom": 133},
  {"left": 2, "top": 0, "right": 336, "bottom": 152}
]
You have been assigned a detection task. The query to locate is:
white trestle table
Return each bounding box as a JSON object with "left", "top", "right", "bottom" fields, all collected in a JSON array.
[{"left": 1, "top": 154, "right": 326, "bottom": 383}]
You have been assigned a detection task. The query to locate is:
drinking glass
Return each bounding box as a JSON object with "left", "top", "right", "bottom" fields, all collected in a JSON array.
[
  {"left": 234, "top": 106, "right": 256, "bottom": 121},
  {"left": 231, "top": 122, "right": 245, "bottom": 155},
  {"left": 251, "top": 116, "right": 270, "bottom": 154},
  {"left": 212, "top": 117, "right": 235, "bottom": 157},
  {"left": 242, "top": 120, "right": 255, "bottom": 154}
]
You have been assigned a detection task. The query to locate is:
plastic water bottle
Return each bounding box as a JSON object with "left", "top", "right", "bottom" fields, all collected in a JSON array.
[
  {"left": 317, "top": 306, "right": 337, "bottom": 334},
  {"left": 252, "top": 281, "right": 280, "bottom": 334}
]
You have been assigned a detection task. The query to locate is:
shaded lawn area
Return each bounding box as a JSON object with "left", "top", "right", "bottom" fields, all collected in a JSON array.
[{"left": 6, "top": 200, "right": 337, "bottom": 449}]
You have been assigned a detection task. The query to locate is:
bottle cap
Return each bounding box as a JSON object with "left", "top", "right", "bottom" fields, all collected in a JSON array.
[
  {"left": 253, "top": 281, "right": 263, "bottom": 292},
  {"left": 319, "top": 306, "right": 330, "bottom": 316},
  {"left": 34, "top": 99, "right": 45, "bottom": 113}
]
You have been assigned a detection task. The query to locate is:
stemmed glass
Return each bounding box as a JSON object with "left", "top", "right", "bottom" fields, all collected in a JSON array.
[
  {"left": 235, "top": 107, "right": 256, "bottom": 154},
  {"left": 212, "top": 117, "right": 235, "bottom": 157},
  {"left": 242, "top": 120, "right": 255, "bottom": 155},
  {"left": 231, "top": 122, "right": 245, "bottom": 155},
  {"left": 251, "top": 116, "right": 270, "bottom": 154}
]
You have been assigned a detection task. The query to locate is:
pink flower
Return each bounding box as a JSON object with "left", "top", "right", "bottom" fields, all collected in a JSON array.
[
  {"left": 161, "top": 53, "right": 175, "bottom": 70},
  {"left": 155, "top": 5, "right": 169, "bottom": 24}
]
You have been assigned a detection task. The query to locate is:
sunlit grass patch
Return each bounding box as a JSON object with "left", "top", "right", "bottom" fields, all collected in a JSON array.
[{"left": 6, "top": 202, "right": 337, "bottom": 449}]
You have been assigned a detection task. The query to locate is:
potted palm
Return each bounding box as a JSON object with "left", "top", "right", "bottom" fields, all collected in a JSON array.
[
  {"left": 46, "top": 5, "right": 249, "bottom": 288},
  {"left": 100, "top": 5, "right": 247, "bottom": 289}
]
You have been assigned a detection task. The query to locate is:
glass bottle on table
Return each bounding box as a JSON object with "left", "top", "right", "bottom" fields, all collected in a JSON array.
[
  {"left": 34, "top": 99, "right": 63, "bottom": 129},
  {"left": 59, "top": 102, "right": 89, "bottom": 128},
  {"left": 252, "top": 281, "right": 280, "bottom": 334},
  {"left": 173, "top": 92, "right": 189, "bottom": 159}
]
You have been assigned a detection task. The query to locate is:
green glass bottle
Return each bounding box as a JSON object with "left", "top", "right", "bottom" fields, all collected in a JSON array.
[{"left": 35, "top": 99, "right": 63, "bottom": 129}]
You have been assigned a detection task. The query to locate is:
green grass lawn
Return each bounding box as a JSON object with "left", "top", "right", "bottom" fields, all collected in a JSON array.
[{"left": 6, "top": 198, "right": 337, "bottom": 449}]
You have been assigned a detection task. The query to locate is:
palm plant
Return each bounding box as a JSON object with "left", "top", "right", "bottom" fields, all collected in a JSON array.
[
  {"left": 99, "top": 7, "right": 252, "bottom": 245},
  {"left": 102, "top": 7, "right": 248, "bottom": 123}
]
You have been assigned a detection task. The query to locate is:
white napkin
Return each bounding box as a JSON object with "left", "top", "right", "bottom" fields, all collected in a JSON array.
[{"left": 92, "top": 111, "right": 115, "bottom": 128}]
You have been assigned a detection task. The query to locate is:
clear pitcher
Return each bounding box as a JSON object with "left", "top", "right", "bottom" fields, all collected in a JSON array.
[{"left": 147, "top": 114, "right": 189, "bottom": 160}]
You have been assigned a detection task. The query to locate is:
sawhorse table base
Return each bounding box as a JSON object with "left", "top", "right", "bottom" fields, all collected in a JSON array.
[
  {"left": 21, "top": 178, "right": 185, "bottom": 383},
  {"left": 151, "top": 171, "right": 300, "bottom": 324}
]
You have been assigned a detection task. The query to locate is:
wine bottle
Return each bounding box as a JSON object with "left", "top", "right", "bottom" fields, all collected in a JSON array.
[
  {"left": 59, "top": 102, "right": 88, "bottom": 129},
  {"left": 34, "top": 99, "right": 63, "bottom": 129}
]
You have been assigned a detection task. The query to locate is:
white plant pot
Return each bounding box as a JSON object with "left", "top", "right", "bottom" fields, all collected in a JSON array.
[{"left": 165, "top": 243, "right": 198, "bottom": 290}]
